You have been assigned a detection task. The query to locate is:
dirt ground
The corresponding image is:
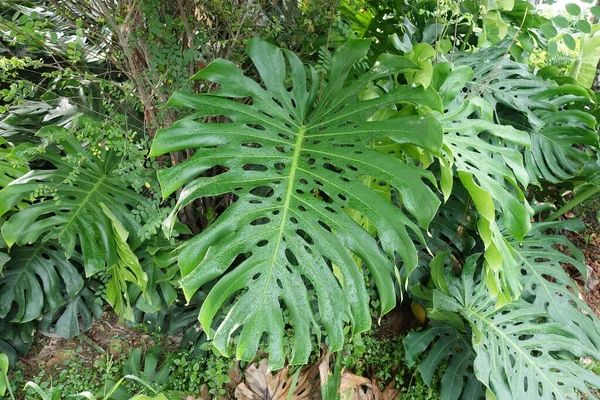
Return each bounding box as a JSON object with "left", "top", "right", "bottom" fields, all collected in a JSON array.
[{"left": 566, "top": 198, "right": 600, "bottom": 319}]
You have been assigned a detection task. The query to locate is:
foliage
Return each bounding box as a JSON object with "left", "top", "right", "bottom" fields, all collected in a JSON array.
[
  {"left": 150, "top": 37, "right": 443, "bottom": 369},
  {"left": 0, "top": 0, "right": 600, "bottom": 399}
]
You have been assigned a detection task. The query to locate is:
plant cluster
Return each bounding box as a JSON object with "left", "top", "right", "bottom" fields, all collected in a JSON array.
[{"left": 1, "top": 0, "right": 600, "bottom": 399}]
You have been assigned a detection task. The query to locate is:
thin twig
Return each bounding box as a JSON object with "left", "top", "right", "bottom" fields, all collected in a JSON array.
[{"left": 473, "top": 6, "right": 529, "bottom": 97}]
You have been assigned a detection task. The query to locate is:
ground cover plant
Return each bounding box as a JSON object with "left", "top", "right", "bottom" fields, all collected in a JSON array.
[{"left": 1, "top": 0, "right": 600, "bottom": 398}]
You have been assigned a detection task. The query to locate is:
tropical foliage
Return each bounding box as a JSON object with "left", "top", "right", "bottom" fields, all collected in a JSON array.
[{"left": 1, "top": 0, "right": 600, "bottom": 398}]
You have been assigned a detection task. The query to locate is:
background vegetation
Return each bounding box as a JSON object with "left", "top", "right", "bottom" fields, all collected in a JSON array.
[{"left": 1, "top": 0, "right": 600, "bottom": 398}]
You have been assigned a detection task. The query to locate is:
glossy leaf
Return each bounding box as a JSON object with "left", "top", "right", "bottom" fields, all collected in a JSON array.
[
  {"left": 101, "top": 203, "right": 148, "bottom": 321},
  {"left": 405, "top": 323, "right": 484, "bottom": 400},
  {"left": 150, "top": 38, "right": 444, "bottom": 368},
  {"left": 511, "top": 220, "right": 600, "bottom": 349},
  {"left": 0, "top": 241, "right": 83, "bottom": 323},
  {"left": 441, "top": 254, "right": 600, "bottom": 399},
  {"left": 454, "top": 44, "right": 597, "bottom": 184},
  {"left": 0, "top": 130, "right": 144, "bottom": 277}
]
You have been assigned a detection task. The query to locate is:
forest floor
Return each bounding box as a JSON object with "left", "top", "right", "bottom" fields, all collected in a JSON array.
[{"left": 566, "top": 197, "right": 600, "bottom": 318}]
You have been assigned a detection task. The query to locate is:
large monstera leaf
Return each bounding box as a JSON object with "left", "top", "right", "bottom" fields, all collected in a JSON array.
[
  {"left": 511, "top": 219, "right": 600, "bottom": 349},
  {"left": 150, "top": 38, "right": 444, "bottom": 368},
  {"left": 0, "top": 241, "right": 84, "bottom": 323},
  {"left": 433, "top": 62, "right": 532, "bottom": 299},
  {"left": 436, "top": 254, "right": 600, "bottom": 399},
  {"left": 453, "top": 44, "right": 598, "bottom": 184},
  {"left": 0, "top": 130, "right": 144, "bottom": 276}
]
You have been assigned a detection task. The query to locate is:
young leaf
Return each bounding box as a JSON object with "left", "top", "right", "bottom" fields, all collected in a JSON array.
[
  {"left": 101, "top": 203, "right": 148, "bottom": 321},
  {"left": 150, "top": 38, "right": 444, "bottom": 368}
]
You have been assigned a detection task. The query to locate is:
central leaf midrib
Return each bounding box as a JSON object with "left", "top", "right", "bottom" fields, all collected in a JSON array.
[
  {"left": 59, "top": 175, "right": 107, "bottom": 239},
  {"left": 260, "top": 125, "right": 306, "bottom": 301}
]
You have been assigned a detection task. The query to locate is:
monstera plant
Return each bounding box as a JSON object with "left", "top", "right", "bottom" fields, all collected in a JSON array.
[{"left": 150, "top": 38, "right": 444, "bottom": 368}]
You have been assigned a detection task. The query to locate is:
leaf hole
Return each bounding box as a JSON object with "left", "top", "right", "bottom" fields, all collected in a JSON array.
[
  {"left": 285, "top": 248, "right": 299, "bottom": 266},
  {"left": 318, "top": 220, "right": 331, "bottom": 232},
  {"left": 243, "top": 163, "right": 268, "bottom": 171},
  {"left": 249, "top": 186, "right": 274, "bottom": 197},
  {"left": 242, "top": 142, "right": 263, "bottom": 148},
  {"left": 250, "top": 217, "right": 271, "bottom": 226},
  {"left": 247, "top": 124, "right": 266, "bottom": 131}
]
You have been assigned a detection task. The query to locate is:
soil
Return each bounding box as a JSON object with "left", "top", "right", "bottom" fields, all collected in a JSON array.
[
  {"left": 566, "top": 198, "right": 600, "bottom": 319},
  {"left": 11, "top": 311, "right": 179, "bottom": 385}
]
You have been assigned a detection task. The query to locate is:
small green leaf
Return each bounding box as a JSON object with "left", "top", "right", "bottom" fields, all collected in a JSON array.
[
  {"left": 548, "top": 41, "right": 558, "bottom": 56},
  {"left": 563, "top": 34, "right": 577, "bottom": 50},
  {"left": 565, "top": 3, "right": 581, "bottom": 15},
  {"left": 591, "top": 6, "right": 600, "bottom": 18},
  {"left": 0, "top": 354, "right": 8, "bottom": 373},
  {"left": 575, "top": 19, "right": 592, "bottom": 34},
  {"left": 430, "top": 252, "right": 450, "bottom": 296},
  {"left": 540, "top": 23, "right": 557, "bottom": 38},
  {"left": 552, "top": 16, "right": 569, "bottom": 28}
]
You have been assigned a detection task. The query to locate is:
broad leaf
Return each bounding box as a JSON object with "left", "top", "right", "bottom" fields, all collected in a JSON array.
[
  {"left": 39, "top": 286, "right": 103, "bottom": 338},
  {"left": 150, "top": 38, "right": 444, "bottom": 368},
  {"left": 128, "top": 239, "right": 178, "bottom": 314},
  {"left": 453, "top": 45, "right": 598, "bottom": 184},
  {"left": 433, "top": 62, "right": 532, "bottom": 298},
  {"left": 0, "top": 241, "right": 84, "bottom": 323},
  {"left": 0, "top": 129, "right": 144, "bottom": 276},
  {"left": 101, "top": 203, "right": 148, "bottom": 321},
  {"left": 571, "top": 35, "right": 600, "bottom": 89},
  {"left": 0, "top": 137, "right": 28, "bottom": 189},
  {"left": 440, "top": 254, "right": 600, "bottom": 399},
  {"left": 511, "top": 220, "right": 600, "bottom": 349},
  {"left": 404, "top": 323, "right": 484, "bottom": 400}
]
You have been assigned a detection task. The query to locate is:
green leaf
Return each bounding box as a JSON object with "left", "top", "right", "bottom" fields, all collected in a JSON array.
[
  {"left": 0, "top": 130, "right": 144, "bottom": 276},
  {"left": 0, "top": 353, "right": 8, "bottom": 398},
  {"left": 150, "top": 38, "right": 443, "bottom": 368},
  {"left": 454, "top": 44, "right": 596, "bottom": 184},
  {"left": 552, "top": 16, "right": 569, "bottom": 28},
  {"left": 0, "top": 142, "right": 28, "bottom": 189},
  {"left": 565, "top": 3, "right": 581, "bottom": 15},
  {"left": 443, "top": 255, "right": 600, "bottom": 399},
  {"left": 40, "top": 286, "right": 102, "bottom": 338},
  {"left": 101, "top": 203, "right": 148, "bottom": 321},
  {"left": 548, "top": 41, "right": 558, "bottom": 56},
  {"left": 511, "top": 221, "right": 600, "bottom": 349},
  {"left": 439, "top": 93, "right": 531, "bottom": 297},
  {"left": 0, "top": 242, "right": 83, "bottom": 323},
  {"left": 574, "top": 19, "right": 591, "bottom": 34},
  {"left": 405, "top": 324, "right": 484, "bottom": 400},
  {"left": 563, "top": 34, "right": 576, "bottom": 51},
  {"left": 540, "top": 23, "right": 557, "bottom": 39},
  {"left": 591, "top": 6, "right": 600, "bottom": 18},
  {"left": 129, "top": 240, "right": 178, "bottom": 314},
  {"left": 571, "top": 35, "right": 600, "bottom": 88}
]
